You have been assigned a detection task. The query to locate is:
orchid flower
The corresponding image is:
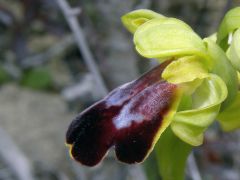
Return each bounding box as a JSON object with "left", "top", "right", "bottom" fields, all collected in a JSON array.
[{"left": 66, "top": 8, "right": 240, "bottom": 180}]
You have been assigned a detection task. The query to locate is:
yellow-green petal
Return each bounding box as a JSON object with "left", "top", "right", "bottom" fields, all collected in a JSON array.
[
  {"left": 171, "top": 74, "right": 228, "bottom": 146},
  {"left": 121, "top": 9, "right": 164, "bottom": 33},
  {"left": 162, "top": 56, "right": 209, "bottom": 84}
]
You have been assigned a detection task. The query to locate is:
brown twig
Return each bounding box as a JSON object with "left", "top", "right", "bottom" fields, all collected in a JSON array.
[
  {"left": 56, "top": 0, "right": 108, "bottom": 97},
  {"left": 0, "top": 127, "right": 34, "bottom": 180}
]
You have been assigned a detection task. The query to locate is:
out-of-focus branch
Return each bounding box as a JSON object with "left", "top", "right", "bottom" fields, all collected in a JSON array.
[
  {"left": 187, "top": 153, "right": 202, "bottom": 180},
  {"left": 0, "top": 127, "right": 34, "bottom": 180},
  {"left": 56, "top": 0, "right": 108, "bottom": 97}
]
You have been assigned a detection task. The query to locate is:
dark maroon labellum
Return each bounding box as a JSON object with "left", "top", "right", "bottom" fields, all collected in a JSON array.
[{"left": 66, "top": 61, "right": 178, "bottom": 166}]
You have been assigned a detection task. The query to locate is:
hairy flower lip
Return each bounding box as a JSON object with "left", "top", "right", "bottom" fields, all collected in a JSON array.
[
  {"left": 66, "top": 60, "right": 172, "bottom": 145},
  {"left": 65, "top": 60, "right": 180, "bottom": 166}
]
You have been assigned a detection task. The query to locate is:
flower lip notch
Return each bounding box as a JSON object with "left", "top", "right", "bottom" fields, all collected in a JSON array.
[{"left": 65, "top": 60, "right": 181, "bottom": 166}]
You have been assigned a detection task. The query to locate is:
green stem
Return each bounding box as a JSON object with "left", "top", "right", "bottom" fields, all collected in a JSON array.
[{"left": 155, "top": 127, "right": 192, "bottom": 180}]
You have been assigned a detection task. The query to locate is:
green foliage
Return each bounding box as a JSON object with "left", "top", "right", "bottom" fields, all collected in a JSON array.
[
  {"left": 0, "top": 66, "right": 10, "bottom": 85},
  {"left": 21, "top": 67, "right": 53, "bottom": 90}
]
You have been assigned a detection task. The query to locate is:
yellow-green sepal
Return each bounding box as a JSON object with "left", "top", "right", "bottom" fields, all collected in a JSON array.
[
  {"left": 133, "top": 18, "right": 209, "bottom": 65},
  {"left": 217, "top": 7, "right": 240, "bottom": 50},
  {"left": 226, "top": 29, "right": 240, "bottom": 71},
  {"left": 171, "top": 74, "right": 228, "bottom": 146},
  {"left": 217, "top": 92, "right": 240, "bottom": 131},
  {"left": 204, "top": 38, "right": 238, "bottom": 109},
  {"left": 121, "top": 9, "right": 165, "bottom": 33}
]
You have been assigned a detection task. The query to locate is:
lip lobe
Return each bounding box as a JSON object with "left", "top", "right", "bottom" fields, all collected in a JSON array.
[{"left": 66, "top": 60, "right": 178, "bottom": 166}]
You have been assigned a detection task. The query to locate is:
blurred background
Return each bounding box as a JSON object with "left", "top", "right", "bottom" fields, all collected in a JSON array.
[{"left": 0, "top": 0, "right": 240, "bottom": 180}]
